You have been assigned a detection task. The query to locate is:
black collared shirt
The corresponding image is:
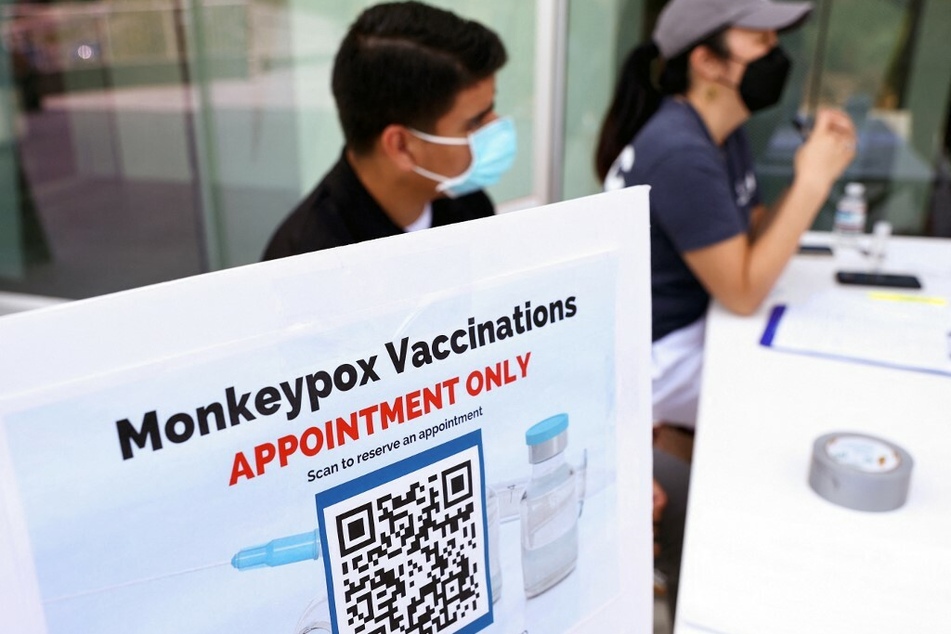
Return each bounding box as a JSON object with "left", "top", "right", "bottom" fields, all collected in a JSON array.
[{"left": 262, "top": 152, "right": 495, "bottom": 260}]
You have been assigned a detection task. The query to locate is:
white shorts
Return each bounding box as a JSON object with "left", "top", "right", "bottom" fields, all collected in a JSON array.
[{"left": 652, "top": 316, "right": 706, "bottom": 428}]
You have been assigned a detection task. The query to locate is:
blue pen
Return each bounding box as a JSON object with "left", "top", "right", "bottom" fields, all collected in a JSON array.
[{"left": 231, "top": 530, "right": 319, "bottom": 570}]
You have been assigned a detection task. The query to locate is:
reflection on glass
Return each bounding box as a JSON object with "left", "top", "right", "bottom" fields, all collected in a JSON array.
[
  {"left": 750, "top": 0, "right": 950, "bottom": 236},
  {"left": 0, "top": 1, "right": 539, "bottom": 303},
  {"left": 1, "top": 1, "right": 209, "bottom": 298},
  {"left": 1, "top": 1, "right": 947, "bottom": 302}
]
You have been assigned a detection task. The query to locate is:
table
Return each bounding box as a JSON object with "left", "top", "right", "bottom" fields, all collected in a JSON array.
[
  {"left": 0, "top": 291, "right": 65, "bottom": 317},
  {"left": 675, "top": 233, "right": 951, "bottom": 633}
]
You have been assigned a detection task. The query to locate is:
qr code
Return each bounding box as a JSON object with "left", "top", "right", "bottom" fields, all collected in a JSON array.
[{"left": 316, "top": 431, "right": 492, "bottom": 634}]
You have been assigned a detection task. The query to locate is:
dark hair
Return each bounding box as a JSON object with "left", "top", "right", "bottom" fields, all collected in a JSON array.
[
  {"left": 332, "top": 1, "right": 507, "bottom": 154},
  {"left": 594, "top": 30, "right": 729, "bottom": 181}
]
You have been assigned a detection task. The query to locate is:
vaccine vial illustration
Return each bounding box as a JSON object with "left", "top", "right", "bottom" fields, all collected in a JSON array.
[
  {"left": 294, "top": 594, "right": 332, "bottom": 634},
  {"left": 520, "top": 413, "right": 579, "bottom": 597},
  {"left": 486, "top": 486, "right": 502, "bottom": 603}
]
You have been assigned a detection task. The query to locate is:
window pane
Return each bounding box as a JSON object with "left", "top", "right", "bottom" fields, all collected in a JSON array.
[
  {"left": 0, "top": 0, "right": 538, "bottom": 299},
  {"left": 564, "top": 0, "right": 951, "bottom": 239},
  {"left": 1, "top": 1, "right": 206, "bottom": 298},
  {"left": 752, "top": 0, "right": 951, "bottom": 235}
]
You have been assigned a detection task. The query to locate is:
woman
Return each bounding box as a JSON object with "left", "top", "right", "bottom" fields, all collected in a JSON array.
[
  {"left": 597, "top": 0, "right": 857, "bottom": 619},
  {"left": 599, "top": 0, "right": 856, "bottom": 430}
]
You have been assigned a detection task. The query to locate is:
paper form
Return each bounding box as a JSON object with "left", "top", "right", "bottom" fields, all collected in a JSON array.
[{"left": 760, "top": 289, "right": 951, "bottom": 376}]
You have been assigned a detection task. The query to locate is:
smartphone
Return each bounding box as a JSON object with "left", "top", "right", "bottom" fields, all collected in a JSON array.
[
  {"left": 835, "top": 271, "right": 922, "bottom": 289},
  {"left": 798, "top": 244, "right": 834, "bottom": 256}
]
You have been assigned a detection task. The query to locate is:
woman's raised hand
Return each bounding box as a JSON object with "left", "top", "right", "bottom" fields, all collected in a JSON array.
[{"left": 794, "top": 107, "right": 857, "bottom": 194}]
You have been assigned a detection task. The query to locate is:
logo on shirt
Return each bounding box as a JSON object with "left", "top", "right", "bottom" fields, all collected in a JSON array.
[
  {"left": 604, "top": 145, "right": 635, "bottom": 192},
  {"left": 734, "top": 170, "right": 756, "bottom": 207}
]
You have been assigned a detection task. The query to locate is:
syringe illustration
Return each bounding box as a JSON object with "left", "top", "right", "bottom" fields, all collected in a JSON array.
[
  {"left": 231, "top": 450, "right": 588, "bottom": 571},
  {"left": 231, "top": 530, "right": 320, "bottom": 570},
  {"left": 231, "top": 530, "right": 333, "bottom": 634},
  {"left": 230, "top": 448, "right": 587, "bottom": 573}
]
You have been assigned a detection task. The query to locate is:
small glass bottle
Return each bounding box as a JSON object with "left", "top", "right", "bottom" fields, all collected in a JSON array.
[
  {"left": 868, "top": 220, "right": 892, "bottom": 271},
  {"left": 519, "top": 413, "right": 578, "bottom": 598},
  {"left": 833, "top": 182, "right": 867, "bottom": 249}
]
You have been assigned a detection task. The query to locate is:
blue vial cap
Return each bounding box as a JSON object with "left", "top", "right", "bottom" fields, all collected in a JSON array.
[{"left": 526, "top": 413, "right": 569, "bottom": 446}]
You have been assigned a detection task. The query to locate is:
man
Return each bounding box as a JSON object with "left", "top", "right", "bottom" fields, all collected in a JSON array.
[{"left": 262, "top": 1, "right": 515, "bottom": 259}]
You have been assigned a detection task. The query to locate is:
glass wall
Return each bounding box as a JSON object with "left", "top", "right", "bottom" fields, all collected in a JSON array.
[
  {"left": 561, "top": 0, "right": 641, "bottom": 202},
  {"left": 563, "top": 0, "right": 951, "bottom": 237},
  {"left": 751, "top": 0, "right": 951, "bottom": 235},
  {"left": 1, "top": 0, "right": 949, "bottom": 303},
  {"left": 0, "top": 0, "right": 538, "bottom": 300},
  {"left": 2, "top": 0, "right": 211, "bottom": 297}
]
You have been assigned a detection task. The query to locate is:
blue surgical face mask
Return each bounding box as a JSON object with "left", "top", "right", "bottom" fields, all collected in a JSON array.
[{"left": 409, "top": 116, "right": 517, "bottom": 198}]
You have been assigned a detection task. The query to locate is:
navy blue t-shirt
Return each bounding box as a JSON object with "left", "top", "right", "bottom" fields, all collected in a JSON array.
[{"left": 606, "top": 98, "right": 760, "bottom": 341}]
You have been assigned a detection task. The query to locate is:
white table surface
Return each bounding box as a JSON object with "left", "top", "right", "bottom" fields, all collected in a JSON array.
[{"left": 675, "top": 233, "right": 951, "bottom": 633}]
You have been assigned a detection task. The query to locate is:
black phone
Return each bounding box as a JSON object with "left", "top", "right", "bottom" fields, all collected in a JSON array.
[
  {"left": 835, "top": 271, "right": 922, "bottom": 289},
  {"left": 798, "top": 244, "right": 834, "bottom": 256}
]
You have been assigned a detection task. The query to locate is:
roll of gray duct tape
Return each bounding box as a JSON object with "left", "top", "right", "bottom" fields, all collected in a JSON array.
[{"left": 808, "top": 432, "right": 913, "bottom": 512}]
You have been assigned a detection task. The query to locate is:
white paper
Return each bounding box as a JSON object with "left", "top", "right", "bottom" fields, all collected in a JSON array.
[{"left": 764, "top": 289, "right": 951, "bottom": 376}]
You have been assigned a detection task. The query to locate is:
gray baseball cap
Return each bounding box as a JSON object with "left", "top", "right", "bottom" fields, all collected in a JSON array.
[{"left": 653, "top": 0, "right": 813, "bottom": 59}]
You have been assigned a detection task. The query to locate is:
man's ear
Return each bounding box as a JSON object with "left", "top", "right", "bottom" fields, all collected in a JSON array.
[{"left": 378, "top": 124, "right": 418, "bottom": 172}]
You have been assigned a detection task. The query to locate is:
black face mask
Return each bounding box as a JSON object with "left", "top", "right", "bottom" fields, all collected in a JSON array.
[{"left": 737, "top": 46, "right": 791, "bottom": 112}]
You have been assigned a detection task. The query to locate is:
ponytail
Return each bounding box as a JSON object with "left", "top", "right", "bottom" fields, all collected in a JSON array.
[
  {"left": 594, "top": 29, "right": 730, "bottom": 183},
  {"left": 595, "top": 42, "right": 662, "bottom": 182}
]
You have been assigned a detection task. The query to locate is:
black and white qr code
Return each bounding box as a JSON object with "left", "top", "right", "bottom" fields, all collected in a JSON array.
[{"left": 316, "top": 431, "right": 492, "bottom": 634}]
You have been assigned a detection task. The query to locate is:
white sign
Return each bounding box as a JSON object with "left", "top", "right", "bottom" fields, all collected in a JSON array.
[{"left": 0, "top": 188, "right": 652, "bottom": 634}]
